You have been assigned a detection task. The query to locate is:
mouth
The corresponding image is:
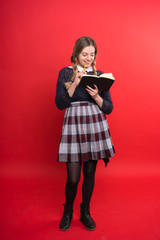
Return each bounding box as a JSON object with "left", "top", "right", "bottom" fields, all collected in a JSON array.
[{"left": 84, "top": 61, "right": 91, "bottom": 65}]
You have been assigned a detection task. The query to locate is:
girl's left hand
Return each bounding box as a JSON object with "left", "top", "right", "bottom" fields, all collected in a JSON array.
[{"left": 86, "top": 84, "right": 99, "bottom": 100}]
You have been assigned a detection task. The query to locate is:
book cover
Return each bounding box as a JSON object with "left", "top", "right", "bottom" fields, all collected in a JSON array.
[{"left": 78, "top": 73, "right": 115, "bottom": 91}]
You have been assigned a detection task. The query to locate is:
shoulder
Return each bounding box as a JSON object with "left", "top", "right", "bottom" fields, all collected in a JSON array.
[
  {"left": 58, "top": 67, "right": 73, "bottom": 79},
  {"left": 96, "top": 69, "right": 103, "bottom": 76},
  {"left": 59, "top": 67, "right": 73, "bottom": 74}
]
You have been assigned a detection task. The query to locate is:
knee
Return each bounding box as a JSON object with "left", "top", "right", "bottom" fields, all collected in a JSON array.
[
  {"left": 67, "top": 178, "right": 80, "bottom": 187},
  {"left": 83, "top": 161, "right": 97, "bottom": 179},
  {"left": 84, "top": 169, "right": 95, "bottom": 179}
]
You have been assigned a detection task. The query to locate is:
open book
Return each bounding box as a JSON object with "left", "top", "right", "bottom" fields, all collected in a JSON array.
[{"left": 78, "top": 73, "right": 115, "bottom": 91}]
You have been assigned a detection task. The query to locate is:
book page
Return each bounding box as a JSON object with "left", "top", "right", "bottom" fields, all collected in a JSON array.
[
  {"left": 100, "top": 73, "right": 115, "bottom": 80},
  {"left": 82, "top": 74, "right": 98, "bottom": 78}
]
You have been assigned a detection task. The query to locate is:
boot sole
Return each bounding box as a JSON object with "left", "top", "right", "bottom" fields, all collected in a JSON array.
[
  {"left": 80, "top": 219, "right": 96, "bottom": 231},
  {"left": 59, "top": 226, "right": 70, "bottom": 231}
]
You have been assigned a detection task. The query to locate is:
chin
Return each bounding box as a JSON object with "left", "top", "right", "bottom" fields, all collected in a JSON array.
[{"left": 84, "top": 63, "right": 91, "bottom": 68}]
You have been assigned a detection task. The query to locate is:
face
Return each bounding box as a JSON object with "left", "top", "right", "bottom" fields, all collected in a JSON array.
[{"left": 78, "top": 46, "right": 95, "bottom": 68}]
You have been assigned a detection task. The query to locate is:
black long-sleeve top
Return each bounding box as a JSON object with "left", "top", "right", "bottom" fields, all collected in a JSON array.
[{"left": 55, "top": 67, "right": 113, "bottom": 115}]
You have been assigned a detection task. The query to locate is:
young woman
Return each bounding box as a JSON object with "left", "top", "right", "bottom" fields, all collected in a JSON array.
[{"left": 55, "top": 36, "right": 115, "bottom": 231}]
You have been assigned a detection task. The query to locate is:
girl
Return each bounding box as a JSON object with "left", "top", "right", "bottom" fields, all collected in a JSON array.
[{"left": 55, "top": 36, "right": 115, "bottom": 231}]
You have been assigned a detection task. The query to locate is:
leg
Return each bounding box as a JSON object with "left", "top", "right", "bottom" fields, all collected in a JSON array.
[
  {"left": 82, "top": 160, "right": 97, "bottom": 205},
  {"left": 65, "top": 162, "right": 82, "bottom": 205},
  {"left": 60, "top": 162, "right": 82, "bottom": 231},
  {"left": 80, "top": 160, "right": 97, "bottom": 230}
]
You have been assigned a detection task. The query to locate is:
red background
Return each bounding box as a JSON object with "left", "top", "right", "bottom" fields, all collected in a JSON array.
[{"left": 1, "top": 0, "right": 160, "bottom": 239}]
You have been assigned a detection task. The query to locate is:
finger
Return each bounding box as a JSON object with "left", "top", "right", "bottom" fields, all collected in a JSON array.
[
  {"left": 86, "top": 89, "right": 95, "bottom": 96},
  {"left": 86, "top": 85, "right": 95, "bottom": 91},
  {"left": 86, "top": 88, "right": 92, "bottom": 94},
  {"left": 78, "top": 72, "right": 85, "bottom": 78},
  {"left": 94, "top": 84, "right": 98, "bottom": 90},
  {"left": 86, "top": 86, "right": 97, "bottom": 95}
]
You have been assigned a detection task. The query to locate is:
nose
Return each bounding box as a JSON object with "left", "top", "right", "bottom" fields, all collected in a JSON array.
[{"left": 86, "top": 55, "right": 91, "bottom": 60}]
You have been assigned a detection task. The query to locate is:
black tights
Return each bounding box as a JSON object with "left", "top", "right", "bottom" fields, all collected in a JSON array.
[{"left": 65, "top": 161, "right": 97, "bottom": 206}]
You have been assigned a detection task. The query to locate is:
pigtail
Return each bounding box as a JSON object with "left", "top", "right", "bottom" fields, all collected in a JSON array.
[
  {"left": 92, "top": 59, "right": 97, "bottom": 76},
  {"left": 71, "top": 57, "right": 78, "bottom": 81},
  {"left": 64, "top": 56, "right": 78, "bottom": 90}
]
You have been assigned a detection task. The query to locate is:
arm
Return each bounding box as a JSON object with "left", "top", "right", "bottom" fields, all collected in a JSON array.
[
  {"left": 55, "top": 69, "right": 73, "bottom": 110},
  {"left": 100, "top": 90, "right": 113, "bottom": 114},
  {"left": 67, "top": 71, "right": 85, "bottom": 97},
  {"left": 86, "top": 85, "right": 113, "bottom": 115},
  {"left": 86, "top": 70, "right": 114, "bottom": 114}
]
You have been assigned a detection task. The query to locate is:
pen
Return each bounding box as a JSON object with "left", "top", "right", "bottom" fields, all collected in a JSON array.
[{"left": 84, "top": 64, "right": 86, "bottom": 73}]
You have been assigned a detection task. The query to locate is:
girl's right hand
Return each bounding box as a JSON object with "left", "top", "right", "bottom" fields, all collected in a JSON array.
[{"left": 73, "top": 71, "right": 86, "bottom": 87}]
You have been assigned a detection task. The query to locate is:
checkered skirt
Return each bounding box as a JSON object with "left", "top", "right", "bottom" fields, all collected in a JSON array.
[{"left": 57, "top": 101, "right": 115, "bottom": 163}]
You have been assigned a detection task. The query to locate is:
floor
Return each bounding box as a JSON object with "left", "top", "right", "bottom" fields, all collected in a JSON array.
[{"left": 1, "top": 161, "right": 160, "bottom": 240}]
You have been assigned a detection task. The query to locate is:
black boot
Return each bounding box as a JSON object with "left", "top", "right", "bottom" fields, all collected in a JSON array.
[
  {"left": 80, "top": 203, "right": 96, "bottom": 230},
  {"left": 59, "top": 204, "right": 73, "bottom": 231}
]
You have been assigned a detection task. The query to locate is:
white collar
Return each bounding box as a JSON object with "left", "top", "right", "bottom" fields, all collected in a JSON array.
[{"left": 68, "top": 65, "right": 93, "bottom": 72}]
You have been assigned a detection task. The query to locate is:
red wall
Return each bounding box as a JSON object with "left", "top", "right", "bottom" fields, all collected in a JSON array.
[{"left": 1, "top": 0, "right": 160, "bottom": 178}]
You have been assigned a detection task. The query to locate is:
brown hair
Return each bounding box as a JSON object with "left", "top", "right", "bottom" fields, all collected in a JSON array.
[{"left": 65, "top": 36, "right": 97, "bottom": 89}]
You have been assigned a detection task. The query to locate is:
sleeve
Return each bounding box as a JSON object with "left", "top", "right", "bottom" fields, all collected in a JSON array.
[
  {"left": 97, "top": 70, "right": 113, "bottom": 115},
  {"left": 99, "top": 90, "right": 113, "bottom": 115},
  {"left": 55, "top": 68, "right": 73, "bottom": 110}
]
